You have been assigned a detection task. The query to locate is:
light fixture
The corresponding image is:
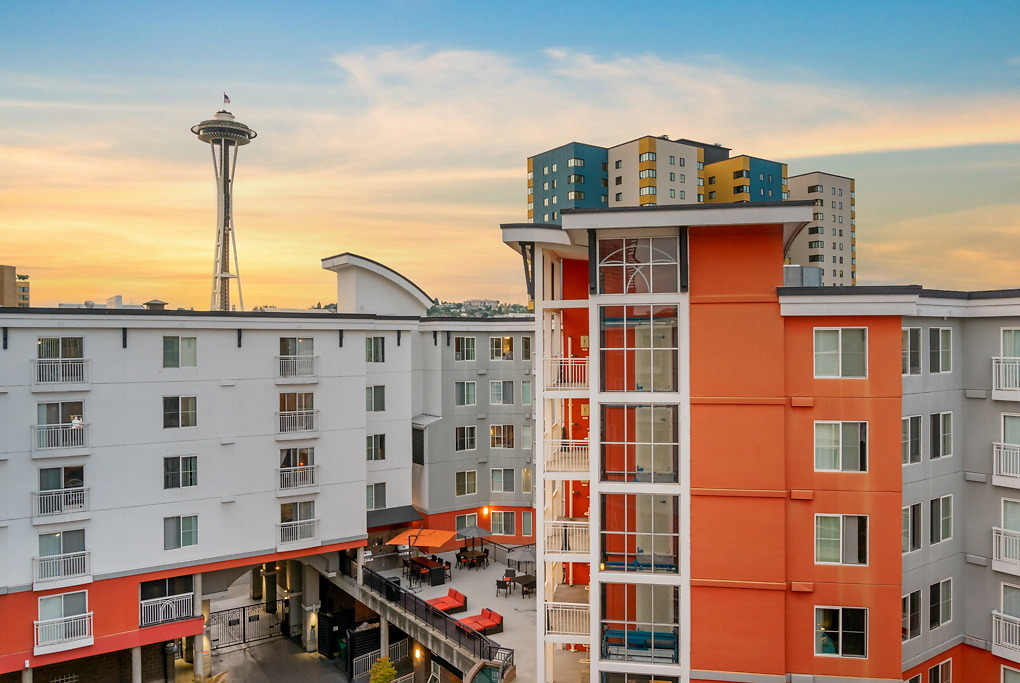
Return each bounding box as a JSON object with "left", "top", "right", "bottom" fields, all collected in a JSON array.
[
  {"left": 415, "top": 647, "right": 422, "bottom": 660},
  {"left": 482, "top": 507, "right": 489, "bottom": 515}
]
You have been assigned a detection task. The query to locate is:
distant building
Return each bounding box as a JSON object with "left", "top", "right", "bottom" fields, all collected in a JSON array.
[{"left": 0, "top": 264, "right": 30, "bottom": 307}]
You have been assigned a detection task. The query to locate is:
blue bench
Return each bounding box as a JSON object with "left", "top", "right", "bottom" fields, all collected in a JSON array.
[
  {"left": 602, "top": 629, "right": 678, "bottom": 660},
  {"left": 603, "top": 560, "right": 678, "bottom": 572}
]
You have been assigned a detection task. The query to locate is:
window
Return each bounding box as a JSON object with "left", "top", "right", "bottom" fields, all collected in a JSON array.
[
  {"left": 164, "top": 515, "right": 198, "bottom": 549},
  {"left": 490, "top": 380, "right": 514, "bottom": 405},
  {"left": 140, "top": 575, "right": 193, "bottom": 602},
  {"left": 808, "top": 240, "right": 824, "bottom": 249},
  {"left": 601, "top": 404, "right": 679, "bottom": 483},
  {"left": 279, "top": 392, "right": 314, "bottom": 431},
  {"left": 601, "top": 195, "right": 608, "bottom": 203},
  {"left": 814, "top": 328, "right": 866, "bottom": 378},
  {"left": 522, "top": 467, "right": 533, "bottom": 493},
  {"left": 902, "top": 590, "right": 920, "bottom": 641},
  {"left": 601, "top": 584, "right": 680, "bottom": 662},
  {"left": 455, "top": 513, "right": 477, "bottom": 531},
  {"left": 522, "top": 424, "right": 533, "bottom": 450},
  {"left": 568, "top": 174, "right": 584, "bottom": 184},
  {"left": 813, "top": 212, "right": 825, "bottom": 220},
  {"left": 697, "top": 177, "right": 704, "bottom": 186},
  {"left": 601, "top": 306, "right": 679, "bottom": 392},
  {"left": 38, "top": 465, "right": 85, "bottom": 513},
  {"left": 366, "top": 386, "right": 385, "bottom": 412},
  {"left": 930, "top": 495, "right": 952, "bottom": 544},
  {"left": 598, "top": 237, "right": 679, "bottom": 295},
  {"left": 162, "top": 336, "right": 197, "bottom": 368},
  {"left": 491, "top": 510, "right": 515, "bottom": 535},
  {"left": 567, "top": 157, "right": 584, "bottom": 167},
  {"left": 602, "top": 494, "right": 680, "bottom": 573},
  {"left": 37, "top": 591, "right": 88, "bottom": 643},
  {"left": 929, "top": 660, "right": 951, "bottom": 683},
  {"left": 542, "top": 166, "right": 548, "bottom": 174},
  {"left": 366, "top": 483, "right": 386, "bottom": 510},
  {"left": 490, "top": 336, "right": 513, "bottom": 361},
  {"left": 38, "top": 529, "right": 85, "bottom": 576},
  {"left": 669, "top": 189, "right": 675, "bottom": 198},
  {"left": 366, "top": 336, "right": 385, "bottom": 362},
  {"left": 280, "top": 447, "right": 313, "bottom": 469},
  {"left": 668, "top": 172, "right": 675, "bottom": 181},
  {"left": 930, "top": 412, "right": 953, "bottom": 459},
  {"left": 814, "top": 422, "right": 867, "bottom": 472},
  {"left": 279, "top": 338, "right": 313, "bottom": 376},
  {"left": 163, "top": 396, "right": 197, "bottom": 428},
  {"left": 679, "top": 190, "right": 685, "bottom": 200},
  {"left": 638, "top": 152, "right": 656, "bottom": 162},
  {"left": 669, "top": 156, "right": 675, "bottom": 165},
  {"left": 455, "top": 426, "right": 476, "bottom": 451},
  {"left": 902, "top": 328, "right": 921, "bottom": 375},
  {"left": 815, "top": 606, "right": 867, "bottom": 657},
  {"left": 907, "top": 676, "right": 920, "bottom": 683},
  {"left": 639, "top": 186, "right": 656, "bottom": 196},
  {"left": 615, "top": 176, "right": 622, "bottom": 185},
  {"left": 638, "top": 169, "right": 656, "bottom": 179},
  {"left": 930, "top": 579, "right": 952, "bottom": 629},
  {"left": 521, "top": 336, "right": 531, "bottom": 361},
  {"left": 37, "top": 336, "right": 84, "bottom": 363},
  {"left": 455, "top": 381, "right": 476, "bottom": 406},
  {"left": 490, "top": 424, "right": 515, "bottom": 448},
  {"left": 615, "top": 160, "right": 622, "bottom": 169},
  {"left": 567, "top": 191, "right": 585, "bottom": 200},
  {"left": 708, "top": 191, "right": 716, "bottom": 200},
  {"left": 815, "top": 515, "right": 868, "bottom": 565},
  {"left": 902, "top": 503, "right": 921, "bottom": 552},
  {"left": 930, "top": 327, "right": 952, "bottom": 373},
  {"left": 615, "top": 192, "right": 622, "bottom": 202},
  {"left": 456, "top": 470, "right": 477, "bottom": 496},
  {"left": 808, "top": 184, "right": 823, "bottom": 193},
  {"left": 902, "top": 415, "right": 921, "bottom": 464},
  {"left": 808, "top": 255, "right": 824, "bottom": 262},
  {"left": 522, "top": 510, "right": 533, "bottom": 536},
  {"left": 733, "top": 185, "right": 750, "bottom": 194},
  {"left": 698, "top": 193, "right": 704, "bottom": 201},
  {"left": 366, "top": 434, "right": 385, "bottom": 461},
  {"left": 808, "top": 226, "right": 823, "bottom": 234},
  {"left": 708, "top": 176, "right": 716, "bottom": 185},
  {"left": 491, "top": 468, "right": 515, "bottom": 492},
  {"left": 521, "top": 380, "right": 532, "bottom": 405},
  {"left": 454, "top": 336, "right": 475, "bottom": 361},
  {"left": 163, "top": 456, "right": 197, "bottom": 489}
]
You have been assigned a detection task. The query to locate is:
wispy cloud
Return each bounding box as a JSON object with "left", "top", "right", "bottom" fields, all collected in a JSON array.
[{"left": 1006, "top": 56, "right": 1020, "bottom": 66}]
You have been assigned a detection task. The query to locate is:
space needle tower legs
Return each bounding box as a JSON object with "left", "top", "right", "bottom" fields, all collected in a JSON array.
[{"left": 191, "top": 110, "right": 257, "bottom": 311}]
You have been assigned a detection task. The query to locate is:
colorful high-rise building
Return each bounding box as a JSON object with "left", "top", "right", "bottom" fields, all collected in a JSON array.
[{"left": 502, "top": 200, "right": 1020, "bottom": 682}]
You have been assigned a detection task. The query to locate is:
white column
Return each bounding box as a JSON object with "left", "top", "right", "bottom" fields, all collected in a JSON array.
[
  {"left": 21, "top": 667, "right": 32, "bottom": 683},
  {"left": 131, "top": 646, "right": 142, "bottom": 683},
  {"left": 356, "top": 546, "right": 365, "bottom": 585},
  {"left": 302, "top": 562, "right": 321, "bottom": 652},
  {"left": 192, "top": 633, "right": 204, "bottom": 681},
  {"left": 379, "top": 615, "right": 389, "bottom": 654}
]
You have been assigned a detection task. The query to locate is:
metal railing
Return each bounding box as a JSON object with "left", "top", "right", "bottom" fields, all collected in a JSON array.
[
  {"left": 545, "top": 521, "right": 590, "bottom": 553},
  {"left": 277, "top": 355, "right": 317, "bottom": 378},
  {"left": 278, "top": 410, "right": 317, "bottom": 433},
  {"left": 351, "top": 563, "right": 514, "bottom": 677},
  {"left": 33, "top": 424, "right": 89, "bottom": 450},
  {"left": 544, "top": 440, "right": 589, "bottom": 474},
  {"left": 352, "top": 638, "right": 410, "bottom": 680},
  {"left": 994, "top": 611, "right": 1020, "bottom": 652},
  {"left": 545, "top": 602, "right": 590, "bottom": 636},
  {"left": 140, "top": 592, "right": 194, "bottom": 627},
  {"left": 394, "top": 674, "right": 414, "bottom": 683},
  {"left": 33, "top": 359, "right": 89, "bottom": 384},
  {"left": 278, "top": 465, "right": 318, "bottom": 489},
  {"left": 994, "top": 527, "right": 1020, "bottom": 566},
  {"left": 33, "top": 487, "right": 90, "bottom": 518},
  {"left": 279, "top": 519, "right": 319, "bottom": 544},
  {"left": 996, "top": 443, "right": 1020, "bottom": 480},
  {"left": 35, "top": 612, "right": 93, "bottom": 648},
  {"left": 34, "top": 551, "right": 90, "bottom": 582},
  {"left": 544, "top": 358, "right": 588, "bottom": 390},
  {"left": 486, "top": 542, "right": 536, "bottom": 574},
  {"left": 994, "top": 357, "right": 1020, "bottom": 391}
]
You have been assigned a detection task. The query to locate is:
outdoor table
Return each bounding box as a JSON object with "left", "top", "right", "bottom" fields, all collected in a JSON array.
[
  {"left": 514, "top": 574, "right": 536, "bottom": 597},
  {"left": 412, "top": 556, "right": 446, "bottom": 586},
  {"left": 461, "top": 549, "right": 486, "bottom": 567}
]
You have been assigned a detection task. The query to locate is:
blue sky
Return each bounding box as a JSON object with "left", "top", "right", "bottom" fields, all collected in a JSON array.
[{"left": 1, "top": 0, "right": 1018, "bottom": 306}]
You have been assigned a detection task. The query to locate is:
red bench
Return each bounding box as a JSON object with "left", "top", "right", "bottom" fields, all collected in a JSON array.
[
  {"left": 427, "top": 589, "right": 468, "bottom": 614},
  {"left": 457, "top": 608, "right": 503, "bottom": 635}
]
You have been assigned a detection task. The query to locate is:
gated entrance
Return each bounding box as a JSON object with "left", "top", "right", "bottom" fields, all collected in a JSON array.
[{"left": 208, "top": 599, "right": 287, "bottom": 650}]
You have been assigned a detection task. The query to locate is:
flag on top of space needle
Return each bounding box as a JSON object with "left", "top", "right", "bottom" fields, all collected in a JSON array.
[{"left": 223, "top": 92, "right": 230, "bottom": 104}]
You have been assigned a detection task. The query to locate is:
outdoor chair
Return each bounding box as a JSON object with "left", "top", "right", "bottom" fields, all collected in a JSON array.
[
  {"left": 495, "top": 579, "right": 510, "bottom": 598},
  {"left": 444, "top": 561, "right": 453, "bottom": 580}
]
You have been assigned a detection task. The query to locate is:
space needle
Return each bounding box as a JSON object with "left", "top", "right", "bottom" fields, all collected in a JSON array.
[{"left": 191, "top": 107, "right": 257, "bottom": 311}]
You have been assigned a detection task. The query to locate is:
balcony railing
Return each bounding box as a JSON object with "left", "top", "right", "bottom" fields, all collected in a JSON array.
[
  {"left": 545, "top": 521, "right": 590, "bottom": 554},
  {"left": 994, "top": 611, "right": 1020, "bottom": 653},
  {"left": 33, "top": 487, "right": 90, "bottom": 518},
  {"left": 35, "top": 612, "right": 93, "bottom": 649},
  {"left": 140, "top": 592, "right": 194, "bottom": 627},
  {"left": 278, "top": 410, "right": 317, "bottom": 434},
  {"left": 544, "top": 439, "right": 589, "bottom": 475},
  {"left": 278, "top": 465, "right": 318, "bottom": 490},
  {"left": 994, "top": 527, "right": 1020, "bottom": 567},
  {"left": 544, "top": 358, "right": 589, "bottom": 390},
  {"left": 545, "top": 602, "right": 590, "bottom": 636},
  {"left": 34, "top": 551, "right": 91, "bottom": 582},
  {"left": 996, "top": 443, "right": 1020, "bottom": 482},
  {"left": 279, "top": 519, "right": 319, "bottom": 545},
  {"left": 33, "top": 359, "right": 89, "bottom": 385},
  {"left": 33, "top": 424, "right": 89, "bottom": 450},
  {"left": 995, "top": 358, "right": 1020, "bottom": 392},
  {"left": 277, "top": 355, "right": 317, "bottom": 378}
]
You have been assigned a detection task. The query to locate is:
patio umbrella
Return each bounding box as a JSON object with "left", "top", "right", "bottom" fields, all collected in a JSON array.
[
  {"left": 505, "top": 546, "right": 536, "bottom": 563},
  {"left": 387, "top": 528, "right": 457, "bottom": 549},
  {"left": 455, "top": 524, "right": 491, "bottom": 550}
]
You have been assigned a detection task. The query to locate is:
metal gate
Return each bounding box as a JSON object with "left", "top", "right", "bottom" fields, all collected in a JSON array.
[{"left": 208, "top": 600, "right": 287, "bottom": 650}]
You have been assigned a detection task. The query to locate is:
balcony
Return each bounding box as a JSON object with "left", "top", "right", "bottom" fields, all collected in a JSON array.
[
  {"left": 544, "top": 439, "right": 589, "bottom": 479},
  {"left": 34, "top": 613, "right": 93, "bottom": 655},
  {"left": 279, "top": 519, "right": 319, "bottom": 548},
  {"left": 545, "top": 602, "right": 590, "bottom": 640},
  {"left": 993, "top": 527, "right": 1020, "bottom": 576},
  {"left": 32, "top": 359, "right": 90, "bottom": 391},
  {"left": 545, "top": 521, "right": 590, "bottom": 556},
  {"left": 278, "top": 465, "right": 318, "bottom": 492},
  {"left": 276, "top": 410, "right": 317, "bottom": 440},
  {"left": 276, "top": 355, "right": 317, "bottom": 383},
  {"left": 34, "top": 551, "right": 91, "bottom": 588},
  {"left": 544, "top": 358, "right": 588, "bottom": 391},
  {"left": 140, "top": 592, "right": 195, "bottom": 627},
  {"left": 32, "top": 424, "right": 90, "bottom": 456},
  {"left": 33, "top": 488, "right": 90, "bottom": 522},
  {"left": 993, "top": 358, "right": 1020, "bottom": 400},
  {"left": 995, "top": 443, "right": 1020, "bottom": 488},
  {"left": 993, "top": 611, "right": 1020, "bottom": 663}
]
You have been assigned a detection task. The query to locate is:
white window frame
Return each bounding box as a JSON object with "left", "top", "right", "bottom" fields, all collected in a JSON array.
[
  {"left": 813, "top": 327, "right": 867, "bottom": 378},
  {"left": 162, "top": 336, "right": 197, "bottom": 368},
  {"left": 164, "top": 515, "right": 198, "bottom": 550},
  {"left": 902, "top": 589, "right": 921, "bottom": 641},
  {"left": 490, "top": 468, "right": 515, "bottom": 493},
  {"left": 521, "top": 380, "right": 532, "bottom": 405},
  {"left": 454, "top": 336, "right": 476, "bottom": 361},
  {"left": 813, "top": 605, "right": 868, "bottom": 658},
  {"left": 365, "top": 336, "right": 385, "bottom": 363},
  {"left": 902, "top": 415, "right": 922, "bottom": 465},
  {"left": 490, "top": 424, "right": 515, "bottom": 449},
  {"left": 930, "top": 494, "right": 953, "bottom": 545},
  {"left": 814, "top": 514, "right": 868, "bottom": 565},
  {"left": 489, "top": 380, "right": 514, "bottom": 405},
  {"left": 1003, "top": 664, "right": 1020, "bottom": 683},
  {"left": 366, "top": 483, "right": 386, "bottom": 511},
  {"left": 929, "top": 327, "right": 952, "bottom": 373},
  {"left": 366, "top": 434, "right": 385, "bottom": 461},
  {"left": 163, "top": 396, "right": 197, "bottom": 429},
  {"left": 903, "top": 503, "right": 921, "bottom": 553},
  {"left": 930, "top": 412, "right": 953, "bottom": 460},
  {"left": 929, "top": 658, "right": 951, "bottom": 683},
  {"left": 366, "top": 385, "right": 385, "bottom": 412},
  {"left": 902, "top": 327, "right": 921, "bottom": 375},
  {"left": 455, "top": 426, "right": 476, "bottom": 452},
  {"left": 489, "top": 336, "right": 514, "bottom": 361},
  {"left": 522, "top": 510, "right": 533, "bottom": 537},
  {"left": 455, "top": 513, "right": 477, "bottom": 531},
  {"left": 521, "top": 424, "right": 533, "bottom": 450},
  {"left": 491, "top": 510, "right": 516, "bottom": 536},
  {"left": 521, "top": 336, "right": 531, "bottom": 361},
  {"left": 455, "top": 470, "right": 477, "bottom": 496},
  {"left": 163, "top": 455, "right": 198, "bottom": 489},
  {"left": 813, "top": 421, "right": 868, "bottom": 472},
  {"left": 455, "top": 381, "right": 476, "bottom": 407},
  {"left": 929, "top": 578, "right": 952, "bottom": 630}
]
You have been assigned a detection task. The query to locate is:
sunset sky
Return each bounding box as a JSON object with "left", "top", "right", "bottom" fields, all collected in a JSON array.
[{"left": 2, "top": 1, "right": 1018, "bottom": 309}]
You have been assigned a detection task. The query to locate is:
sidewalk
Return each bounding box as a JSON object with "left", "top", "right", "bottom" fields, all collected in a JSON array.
[{"left": 180, "top": 638, "right": 350, "bottom": 682}]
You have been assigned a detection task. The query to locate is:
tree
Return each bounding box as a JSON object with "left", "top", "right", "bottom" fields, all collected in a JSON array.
[{"left": 369, "top": 656, "right": 397, "bottom": 683}]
